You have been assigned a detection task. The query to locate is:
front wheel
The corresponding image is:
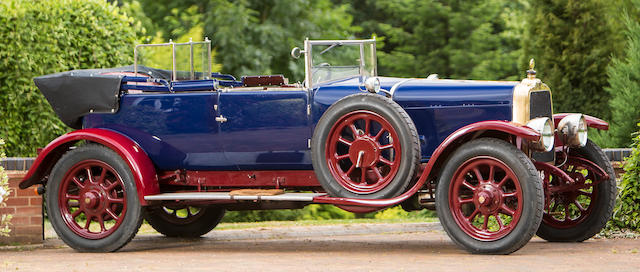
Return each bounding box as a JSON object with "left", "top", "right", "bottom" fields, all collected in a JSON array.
[
  {"left": 536, "top": 140, "right": 617, "bottom": 242},
  {"left": 46, "top": 144, "right": 143, "bottom": 252},
  {"left": 436, "top": 138, "right": 543, "bottom": 254},
  {"left": 144, "top": 205, "right": 225, "bottom": 237}
]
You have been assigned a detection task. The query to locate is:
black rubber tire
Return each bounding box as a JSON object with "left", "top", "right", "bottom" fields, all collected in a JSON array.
[
  {"left": 144, "top": 205, "right": 225, "bottom": 238},
  {"left": 436, "top": 138, "right": 544, "bottom": 254},
  {"left": 46, "top": 144, "right": 143, "bottom": 252},
  {"left": 536, "top": 139, "right": 617, "bottom": 242},
  {"left": 311, "top": 93, "right": 421, "bottom": 199}
]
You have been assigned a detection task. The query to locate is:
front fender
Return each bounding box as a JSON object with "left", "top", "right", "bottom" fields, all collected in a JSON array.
[
  {"left": 553, "top": 113, "right": 609, "bottom": 130},
  {"left": 19, "top": 128, "right": 159, "bottom": 205}
]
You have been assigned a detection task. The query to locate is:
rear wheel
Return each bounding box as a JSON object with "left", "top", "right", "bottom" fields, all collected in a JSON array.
[
  {"left": 436, "top": 138, "right": 543, "bottom": 254},
  {"left": 536, "top": 140, "right": 616, "bottom": 242},
  {"left": 46, "top": 144, "right": 143, "bottom": 252},
  {"left": 144, "top": 205, "right": 225, "bottom": 237},
  {"left": 311, "top": 93, "right": 420, "bottom": 199}
]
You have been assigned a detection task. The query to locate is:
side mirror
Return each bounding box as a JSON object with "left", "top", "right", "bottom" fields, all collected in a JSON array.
[{"left": 291, "top": 47, "right": 304, "bottom": 59}]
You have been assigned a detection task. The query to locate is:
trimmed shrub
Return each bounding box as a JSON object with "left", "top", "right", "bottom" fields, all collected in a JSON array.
[
  {"left": 0, "top": 0, "right": 142, "bottom": 156},
  {"left": 611, "top": 124, "right": 640, "bottom": 231}
]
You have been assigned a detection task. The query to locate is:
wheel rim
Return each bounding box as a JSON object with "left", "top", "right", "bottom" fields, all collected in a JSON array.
[
  {"left": 58, "top": 160, "right": 127, "bottom": 239},
  {"left": 449, "top": 157, "right": 523, "bottom": 241},
  {"left": 155, "top": 205, "right": 204, "bottom": 225},
  {"left": 542, "top": 157, "right": 600, "bottom": 228},
  {"left": 325, "top": 110, "right": 402, "bottom": 194}
]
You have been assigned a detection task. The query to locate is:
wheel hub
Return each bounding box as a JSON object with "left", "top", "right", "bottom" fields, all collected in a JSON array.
[
  {"left": 82, "top": 191, "right": 100, "bottom": 209},
  {"left": 475, "top": 184, "right": 502, "bottom": 214},
  {"left": 349, "top": 138, "right": 380, "bottom": 168}
]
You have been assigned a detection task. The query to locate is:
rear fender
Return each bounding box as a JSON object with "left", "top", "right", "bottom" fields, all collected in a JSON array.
[
  {"left": 19, "top": 128, "right": 159, "bottom": 205},
  {"left": 313, "top": 120, "right": 541, "bottom": 206}
]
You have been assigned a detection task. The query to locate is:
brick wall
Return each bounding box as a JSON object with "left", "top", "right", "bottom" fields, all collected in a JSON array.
[{"left": 0, "top": 171, "right": 43, "bottom": 245}]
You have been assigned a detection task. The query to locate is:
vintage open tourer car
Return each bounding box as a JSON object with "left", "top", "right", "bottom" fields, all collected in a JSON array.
[{"left": 20, "top": 38, "right": 616, "bottom": 254}]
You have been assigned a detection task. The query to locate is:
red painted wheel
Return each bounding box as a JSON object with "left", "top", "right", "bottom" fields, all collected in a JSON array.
[
  {"left": 536, "top": 140, "right": 617, "bottom": 242},
  {"left": 47, "top": 144, "right": 143, "bottom": 252},
  {"left": 311, "top": 93, "right": 420, "bottom": 199},
  {"left": 58, "top": 160, "right": 127, "bottom": 239},
  {"left": 541, "top": 157, "right": 600, "bottom": 228},
  {"left": 326, "top": 110, "right": 401, "bottom": 194},
  {"left": 436, "top": 138, "right": 543, "bottom": 254},
  {"left": 144, "top": 205, "right": 225, "bottom": 237},
  {"left": 449, "top": 157, "right": 523, "bottom": 241}
]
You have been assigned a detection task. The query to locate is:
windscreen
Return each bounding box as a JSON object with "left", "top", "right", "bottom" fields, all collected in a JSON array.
[
  {"left": 311, "top": 41, "right": 376, "bottom": 85},
  {"left": 135, "top": 40, "right": 211, "bottom": 81}
]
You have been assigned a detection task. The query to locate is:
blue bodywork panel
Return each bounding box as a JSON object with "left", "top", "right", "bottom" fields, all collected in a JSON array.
[{"left": 84, "top": 76, "right": 517, "bottom": 170}]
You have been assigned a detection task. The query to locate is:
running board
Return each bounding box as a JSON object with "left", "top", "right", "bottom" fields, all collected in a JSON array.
[{"left": 144, "top": 192, "right": 325, "bottom": 202}]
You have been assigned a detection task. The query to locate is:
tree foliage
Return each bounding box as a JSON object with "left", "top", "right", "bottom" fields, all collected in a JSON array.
[
  {"left": 523, "top": 0, "right": 617, "bottom": 121},
  {"left": 129, "top": 0, "right": 358, "bottom": 81},
  {"left": 334, "top": 0, "right": 527, "bottom": 80},
  {"left": 0, "top": 0, "right": 141, "bottom": 156},
  {"left": 604, "top": 0, "right": 640, "bottom": 147}
]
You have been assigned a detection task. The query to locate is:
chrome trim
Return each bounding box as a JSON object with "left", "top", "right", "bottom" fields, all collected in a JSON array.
[{"left": 144, "top": 192, "right": 323, "bottom": 201}]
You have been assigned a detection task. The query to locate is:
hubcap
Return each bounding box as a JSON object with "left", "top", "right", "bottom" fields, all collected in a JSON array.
[
  {"left": 449, "top": 157, "right": 523, "bottom": 241},
  {"left": 326, "top": 110, "right": 402, "bottom": 194},
  {"left": 58, "top": 160, "right": 127, "bottom": 240}
]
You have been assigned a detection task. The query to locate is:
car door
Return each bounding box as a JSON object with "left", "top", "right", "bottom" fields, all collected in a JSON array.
[{"left": 217, "top": 89, "right": 312, "bottom": 170}]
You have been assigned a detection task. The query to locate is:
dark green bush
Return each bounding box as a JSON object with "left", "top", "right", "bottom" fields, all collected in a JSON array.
[
  {"left": 611, "top": 124, "right": 640, "bottom": 230},
  {"left": 0, "top": 0, "right": 142, "bottom": 156}
]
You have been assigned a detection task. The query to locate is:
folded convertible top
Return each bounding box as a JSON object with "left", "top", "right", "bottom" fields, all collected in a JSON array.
[{"left": 34, "top": 66, "right": 170, "bottom": 129}]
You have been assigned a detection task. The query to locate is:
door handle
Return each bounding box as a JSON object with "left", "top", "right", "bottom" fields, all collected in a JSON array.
[{"left": 215, "top": 115, "right": 228, "bottom": 123}]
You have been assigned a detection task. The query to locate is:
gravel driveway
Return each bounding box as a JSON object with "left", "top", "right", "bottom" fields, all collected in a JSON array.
[{"left": 1, "top": 222, "right": 638, "bottom": 272}]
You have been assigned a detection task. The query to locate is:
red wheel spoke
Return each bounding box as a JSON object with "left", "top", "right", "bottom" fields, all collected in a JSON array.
[
  {"left": 459, "top": 197, "right": 474, "bottom": 204},
  {"left": 361, "top": 167, "right": 367, "bottom": 183},
  {"left": 488, "top": 165, "right": 495, "bottom": 182},
  {"left": 364, "top": 118, "right": 370, "bottom": 135},
  {"left": 84, "top": 216, "right": 92, "bottom": 230},
  {"left": 105, "top": 208, "right": 119, "bottom": 221},
  {"left": 345, "top": 165, "right": 356, "bottom": 176},
  {"left": 379, "top": 157, "right": 394, "bottom": 166},
  {"left": 379, "top": 144, "right": 393, "bottom": 150},
  {"left": 501, "top": 204, "right": 515, "bottom": 216},
  {"left": 466, "top": 209, "right": 479, "bottom": 221},
  {"left": 574, "top": 200, "right": 586, "bottom": 212},
  {"left": 497, "top": 175, "right": 509, "bottom": 187},
  {"left": 106, "top": 181, "right": 119, "bottom": 191},
  {"left": 461, "top": 180, "right": 476, "bottom": 191},
  {"left": 98, "top": 216, "right": 106, "bottom": 232},
  {"left": 98, "top": 168, "right": 107, "bottom": 184},
  {"left": 71, "top": 209, "right": 83, "bottom": 219},
  {"left": 338, "top": 137, "right": 353, "bottom": 146},
  {"left": 335, "top": 154, "right": 350, "bottom": 161},
  {"left": 564, "top": 205, "right": 570, "bottom": 220},
  {"left": 495, "top": 214, "right": 504, "bottom": 228},
  {"left": 374, "top": 129, "right": 386, "bottom": 141},
  {"left": 72, "top": 177, "right": 85, "bottom": 189},
  {"left": 503, "top": 192, "right": 517, "bottom": 198},
  {"left": 65, "top": 194, "right": 80, "bottom": 200},
  {"left": 85, "top": 167, "right": 94, "bottom": 183},
  {"left": 473, "top": 167, "right": 484, "bottom": 183},
  {"left": 579, "top": 191, "right": 592, "bottom": 197},
  {"left": 373, "top": 167, "right": 384, "bottom": 181},
  {"left": 349, "top": 124, "right": 359, "bottom": 138},
  {"left": 482, "top": 215, "right": 489, "bottom": 230},
  {"left": 108, "top": 197, "right": 124, "bottom": 204}
]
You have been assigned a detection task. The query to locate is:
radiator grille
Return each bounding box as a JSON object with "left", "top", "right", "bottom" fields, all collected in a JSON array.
[{"left": 529, "top": 90, "right": 554, "bottom": 162}]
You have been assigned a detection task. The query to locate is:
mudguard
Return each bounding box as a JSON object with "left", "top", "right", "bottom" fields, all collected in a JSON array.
[
  {"left": 19, "top": 128, "right": 159, "bottom": 205},
  {"left": 314, "top": 120, "right": 541, "bottom": 206},
  {"left": 553, "top": 113, "right": 609, "bottom": 130}
]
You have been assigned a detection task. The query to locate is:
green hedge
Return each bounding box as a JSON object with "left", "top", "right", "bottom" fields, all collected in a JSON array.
[
  {"left": 0, "top": 0, "right": 142, "bottom": 156},
  {"left": 611, "top": 124, "right": 640, "bottom": 231},
  {"left": 0, "top": 139, "right": 11, "bottom": 236}
]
